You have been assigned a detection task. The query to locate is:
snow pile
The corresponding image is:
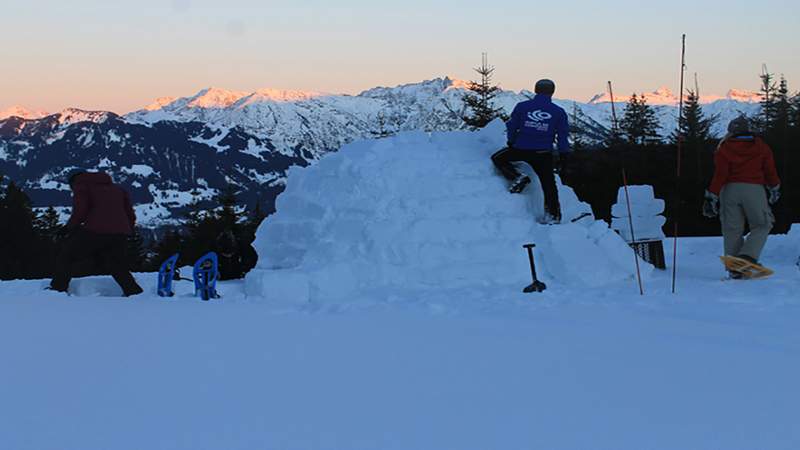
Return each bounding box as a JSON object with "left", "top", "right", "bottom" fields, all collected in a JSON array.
[
  {"left": 245, "top": 120, "right": 648, "bottom": 303},
  {"left": 611, "top": 185, "right": 667, "bottom": 241}
]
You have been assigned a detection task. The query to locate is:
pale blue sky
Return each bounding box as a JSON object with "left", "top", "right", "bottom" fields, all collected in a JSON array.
[{"left": 2, "top": 0, "right": 798, "bottom": 113}]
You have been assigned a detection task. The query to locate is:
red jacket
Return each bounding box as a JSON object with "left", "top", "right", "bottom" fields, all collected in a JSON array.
[
  {"left": 66, "top": 172, "right": 136, "bottom": 235},
  {"left": 708, "top": 135, "right": 780, "bottom": 195}
]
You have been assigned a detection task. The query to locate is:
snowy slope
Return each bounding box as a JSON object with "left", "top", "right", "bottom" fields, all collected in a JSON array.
[
  {"left": 0, "top": 112, "right": 307, "bottom": 227},
  {"left": 128, "top": 77, "right": 762, "bottom": 145}
]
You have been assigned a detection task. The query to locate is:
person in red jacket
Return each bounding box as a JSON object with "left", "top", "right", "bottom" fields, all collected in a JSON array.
[
  {"left": 49, "top": 171, "right": 143, "bottom": 296},
  {"left": 703, "top": 116, "right": 781, "bottom": 272}
]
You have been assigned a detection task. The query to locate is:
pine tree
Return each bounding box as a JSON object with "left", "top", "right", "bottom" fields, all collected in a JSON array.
[
  {"left": 773, "top": 76, "right": 792, "bottom": 139},
  {"left": 770, "top": 76, "right": 794, "bottom": 188},
  {"left": 216, "top": 186, "right": 245, "bottom": 231},
  {"left": 619, "top": 94, "right": 661, "bottom": 145},
  {"left": 0, "top": 181, "right": 38, "bottom": 279},
  {"left": 34, "top": 206, "right": 61, "bottom": 244},
  {"left": 672, "top": 89, "right": 715, "bottom": 147},
  {"left": 376, "top": 111, "right": 391, "bottom": 138},
  {"left": 755, "top": 68, "right": 778, "bottom": 135},
  {"left": 151, "top": 229, "right": 184, "bottom": 269},
  {"left": 462, "top": 53, "right": 507, "bottom": 130},
  {"left": 791, "top": 93, "right": 800, "bottom": 131},
  {"left": 126, "top": 227, "right": 149, "bottom": 272},
  {"left": 570, "top": 103, "right": 588, "bottom": 151}
]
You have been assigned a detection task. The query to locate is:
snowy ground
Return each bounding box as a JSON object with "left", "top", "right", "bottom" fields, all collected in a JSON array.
[{"left": 1, "top": 235, "right": 799, "bottom": 450}]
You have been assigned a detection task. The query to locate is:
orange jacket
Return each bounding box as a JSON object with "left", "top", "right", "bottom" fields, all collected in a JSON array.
[{"left": 708, "top": 135, "right": 780, "bottom": 195}]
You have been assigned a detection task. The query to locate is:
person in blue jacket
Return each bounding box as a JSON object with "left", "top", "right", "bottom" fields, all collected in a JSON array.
[{"left": 492, "top": 79, "right": 570, "bottom": 223}]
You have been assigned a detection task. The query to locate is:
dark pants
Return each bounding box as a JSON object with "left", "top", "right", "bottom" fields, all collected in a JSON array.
[
  {"left": 50, "top": 229, "right": 142, "bottom": 296},
  {"left": 491, "top": 147, "right": 561, "bottom": 220}
]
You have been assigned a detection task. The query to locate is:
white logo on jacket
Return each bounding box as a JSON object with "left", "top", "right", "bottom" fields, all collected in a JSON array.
[
  {"left": 527, "top": 110, "right": 552, "bottom": 121},
  {"left": 524, "top": 109, "right": 552, "bottom": 131}
]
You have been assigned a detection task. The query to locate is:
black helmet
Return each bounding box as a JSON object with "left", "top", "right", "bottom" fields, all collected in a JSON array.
[
  {"left": 727, "top": 116, "right": 750, "bottom": 135},
  {"left": 535, "top": 79, "right": 556, "bottom": 95}
]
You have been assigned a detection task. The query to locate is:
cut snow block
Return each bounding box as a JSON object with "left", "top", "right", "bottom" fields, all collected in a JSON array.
[
  {"left": 71, "top": 276, "right": 128, "bottom": 297},
  {"left": 612, "top": 215, "right": 667, "bottom": 242},
  {"left": 612, "top": 184, "right": 666, "bottom": 241}
]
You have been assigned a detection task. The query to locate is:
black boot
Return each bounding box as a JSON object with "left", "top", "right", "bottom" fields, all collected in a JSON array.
[{"left": 509, "top": 176, "right": 531, "bottom": 194}]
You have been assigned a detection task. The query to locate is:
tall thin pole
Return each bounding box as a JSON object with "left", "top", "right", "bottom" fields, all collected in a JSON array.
[
  {"left": 622, "top": 169, "right": 644, "bottom": 296},
  {"left": 608, "top": 81, "right": 619, "bottom": 134},
  {"left": 671, "top": 34, "right": 686, "bottom": 294}
]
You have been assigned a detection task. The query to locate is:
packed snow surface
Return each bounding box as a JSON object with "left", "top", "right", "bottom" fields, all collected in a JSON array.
[{"left": 1, "top": 232, "right": 799, "bottom": 450}]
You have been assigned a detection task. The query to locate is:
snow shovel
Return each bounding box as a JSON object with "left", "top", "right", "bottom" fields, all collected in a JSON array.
[{"left": 523, "top": 243, "right": 547, "bottom": 293}]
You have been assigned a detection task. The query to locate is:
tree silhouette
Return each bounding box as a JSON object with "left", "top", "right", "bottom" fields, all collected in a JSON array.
[
  {"left": 619, "top": 94, "right": 661, "bottom": 145},
  {"left": 462, "top": 53, "right": 507, "bottom": 130}
]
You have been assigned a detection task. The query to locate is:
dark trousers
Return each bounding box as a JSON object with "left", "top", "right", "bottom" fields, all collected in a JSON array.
[
  {"left": 491, "top": 147, "right": 561, "bottom": 220},
  {"left": 50, "top": 229, "right": 142, "bottom": 295}
]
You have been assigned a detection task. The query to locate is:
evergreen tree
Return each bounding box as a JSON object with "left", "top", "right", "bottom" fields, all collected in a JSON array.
[
  {"left": 126, "top": 226, "right": 149, "bottom": 272},
  {"left": 770, "top": 76, "right": 794, "bottom": 189},
  {"left": 772, "top": 76, "right": 792, "bottom": 139},
  {"left": 167, "top": 186, "right": 255, "bottom": 280},
  {"left": 33, "top": 206, "right": 63, "bottom": 276},
  {"left": 151, "top": 229, "right": 184, "bottom": 269},
  {"left": 755, "top": 69, "right": 778, "bottom": 135},
  {"left": 570, "top": 103, "right": 588, "bottom": 151},
  {"left": 462, "top": 53, "right": 507, "bottom": 130},
  {"left": 619, "top": 94, "right": 661, "bottom": 145},
  {"left": 0, "top": 181, "right": 38, "bottom": 279},
  {"left": 376, "top": 111, "right": 392, "bottom": 138},
  {"left": 671, "top": 89, "right": 717, "bottom": 184},
  {"left": 34, "top": 206, "right": 61, "bottom": 245},
  {"left": 672, "top": 89, "right": 715, "bottom": 147}
]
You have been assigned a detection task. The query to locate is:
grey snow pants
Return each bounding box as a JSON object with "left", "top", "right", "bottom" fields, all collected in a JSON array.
[{"left": 720, "top": 182, "right": 774, "bottom": 261}]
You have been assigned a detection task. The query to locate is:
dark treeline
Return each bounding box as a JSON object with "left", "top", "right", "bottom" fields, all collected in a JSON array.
[
  {"left": 0, "top": 180, "right": 263, "bottom": 281},
  {"left": 562, "top": 70, "right": 799, "bottom": 236}
]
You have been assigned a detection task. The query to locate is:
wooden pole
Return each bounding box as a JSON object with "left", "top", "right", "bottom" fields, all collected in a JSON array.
[{"left": 671, "top": 34, "right": 686, "bottom": 294}]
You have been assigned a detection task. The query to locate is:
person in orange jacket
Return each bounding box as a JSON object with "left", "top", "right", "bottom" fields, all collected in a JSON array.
[{"left": 702, "top": 116, "right": 781, "bottom": 273}]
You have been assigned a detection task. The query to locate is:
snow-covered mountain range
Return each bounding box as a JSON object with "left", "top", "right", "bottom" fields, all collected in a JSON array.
[{"left": 0, "top": 77, "right": 763, "bottom": 228}]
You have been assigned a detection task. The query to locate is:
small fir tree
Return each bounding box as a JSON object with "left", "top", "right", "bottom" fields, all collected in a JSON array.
[
  {"left": 462, "top": 53, "right": 507, "bottom": 130},
  {"left": 772, "top": 76, "right": 792, "bottom": 139},
  {"left": 619, "top": 94, "right": 661, "bottom": 145},
  {"left": 570, "top": 103, "right": 588, "bottom": 151},
  {"left": 34, "top": 206, "right": 61, "bottom": 244},
  {"left": 0, "top": 181, "right": 38, "bottom": 279},
  {"left": 672, "top": 89, "right": 715, "bottom": 147},
  {"left": 755, "top": 68, "right": 778, "bottom": 135}
]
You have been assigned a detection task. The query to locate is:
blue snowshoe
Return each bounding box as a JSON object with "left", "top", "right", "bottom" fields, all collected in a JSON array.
[
  {"left": 157, "top": 253, "right": 180, "bottom": 297},
  {"left": 193, "top": 252, "right": 220, "bottom": 301}
]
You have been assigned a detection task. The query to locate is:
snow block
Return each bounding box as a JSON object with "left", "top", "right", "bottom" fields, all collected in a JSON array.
[
  {"left": 245, "top": 119, "right": 648, "bottom": 302},
  {"left": 612, "top": 185, "right": 667, "bottom": 241}
]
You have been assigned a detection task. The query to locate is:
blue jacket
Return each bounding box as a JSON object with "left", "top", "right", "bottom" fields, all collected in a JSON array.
[{"left": 506, "top": 95, "right": 570, "bottom": 152}]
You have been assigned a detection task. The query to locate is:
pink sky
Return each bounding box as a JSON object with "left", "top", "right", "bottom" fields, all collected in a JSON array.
[{"left": 2, "top": 1, "right": 798, "bottom": 114}]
